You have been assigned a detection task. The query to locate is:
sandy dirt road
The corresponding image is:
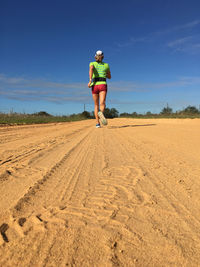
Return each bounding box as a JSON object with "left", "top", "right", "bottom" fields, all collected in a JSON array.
[{"left": 0, "top": 118, "right": 200, "bottom": 266}]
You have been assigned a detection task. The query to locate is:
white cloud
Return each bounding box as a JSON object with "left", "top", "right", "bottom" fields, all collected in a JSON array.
[
  {"left": 115, "top": 20, "right": 200, "bottom": 53},
  {"left": 174, "top": 20, "right": 200, "bottom": 30},
  {"left": 1, "top": 74, "right": 200, "bottom": 104},
  {"left": 0, "top": 74, "right": 91, "bottom": 103},
  {"left": 116, "top": 36, "right": 149, "bottom": 48},
  {"left": 154, "top": 20, "right": 200, "bottom": 35},
  {"left": 167, "top": 34, "right": 200, "bottom": 54},
  {"left": 0, "top": 74, "right": 26, "bottom": 84},
  {"left": 109, "top": 99, "right": 166, "bottom": 105},
  {"left": 167, "top": 36, "right": 193, "bottom": 47}
]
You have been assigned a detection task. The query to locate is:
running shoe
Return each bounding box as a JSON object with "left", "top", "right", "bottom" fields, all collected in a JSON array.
[
  {"left": 98, "top": 111, "right": 107, "bottom": 125},
  {"left": 96, "top": 123, "right": 101, "bottom": 128}
]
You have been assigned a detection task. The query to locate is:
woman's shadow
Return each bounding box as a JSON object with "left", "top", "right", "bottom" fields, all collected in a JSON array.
[{"left": 108, "top": 124, "right": 156, "bottom": 129}]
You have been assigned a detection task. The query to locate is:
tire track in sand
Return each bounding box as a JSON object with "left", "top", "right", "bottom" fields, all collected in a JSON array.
[
  {"left": 0, "top": 126, "right": 115, "bottom": 266},
  {"left": 0, "top": 124, "right": 147, "bottom": 266},
  {"left": 1, "top": 119, "right": 200, "bottom": 266},
  {"left": 0, "top": 124, "right": 90, "bottom": 184},
  {"left": 111, "top": 126, "right": 200, "bottom": 265}
]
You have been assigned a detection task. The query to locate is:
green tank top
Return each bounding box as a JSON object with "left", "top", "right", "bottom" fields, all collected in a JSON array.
[{"left": 89, "top": 61, "right": 110, "bottom": 85}]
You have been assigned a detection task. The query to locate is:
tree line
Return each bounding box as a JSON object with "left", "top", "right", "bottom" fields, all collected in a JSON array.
[
  {"left": 2, "top": 105, "right": 200, "bottom": 120},
  {"left": 30, "top": 105, "right": 200, "bottom": 118},
  {"left": 82, "top": 105, "right": 200, "bottom": 119},
  {"left": 120, "top": 105, "right": 200, "bottom": 118}
]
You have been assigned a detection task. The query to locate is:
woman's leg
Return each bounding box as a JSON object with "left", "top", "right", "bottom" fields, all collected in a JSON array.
[
  {"left": 99, "top": 90, "right": 107, "bottom": 113},
  {"left": 92, "top": 93, "right": 100, "bottom": 124}
]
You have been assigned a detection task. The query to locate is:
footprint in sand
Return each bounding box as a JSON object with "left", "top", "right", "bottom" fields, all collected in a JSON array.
[
  {"left": 0, "top": 215, "right": 25, "bottom": 244},
  {"left": 102, "top": 165, "right": 144, "bottom": 186},
  {"left": 101, "top": 166, "right": 156, "bottom": 207},
  {"left": 0, "top": 206, "right": 70, "bottom": 245}
]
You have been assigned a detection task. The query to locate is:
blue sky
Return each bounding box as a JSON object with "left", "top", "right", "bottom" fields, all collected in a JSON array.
[{"left": 1, "top": 0, "right": 200, "bottom": 115}]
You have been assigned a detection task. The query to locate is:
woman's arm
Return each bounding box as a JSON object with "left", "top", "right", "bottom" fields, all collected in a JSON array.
[
  {"left": 106, "top": 70, "right": 111, "bottom": 79},
  {"left": 88, "top": 65, "right": 94, "bottom": 88},
  {"left": 89, "top": 65, "right": 94, "bottom": 80}
]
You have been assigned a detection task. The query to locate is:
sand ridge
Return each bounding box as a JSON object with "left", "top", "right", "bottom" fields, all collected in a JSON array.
[{"left": 0, "top": 118, "right": 200, "bottom": 266}]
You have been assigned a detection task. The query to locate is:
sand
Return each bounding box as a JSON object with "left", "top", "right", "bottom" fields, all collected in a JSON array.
[{"left": 0, "top": 118, "right": 200, "bottom": 266}]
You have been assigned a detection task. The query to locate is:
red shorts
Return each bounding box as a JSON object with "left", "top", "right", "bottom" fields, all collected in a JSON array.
[{"left": 92, "top": 84, "right": 107, "bottom": 94}]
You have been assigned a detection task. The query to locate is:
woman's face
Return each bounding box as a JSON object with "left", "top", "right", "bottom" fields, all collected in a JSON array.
[{"left": 96, "top": 55, "right": 104, "bottom": 62}]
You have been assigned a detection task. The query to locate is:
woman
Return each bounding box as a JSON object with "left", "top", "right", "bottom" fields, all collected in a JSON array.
[{"left": 88, "top": 50, "right": 111, "bottom": 128}]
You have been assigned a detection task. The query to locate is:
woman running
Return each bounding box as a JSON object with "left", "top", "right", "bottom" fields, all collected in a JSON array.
[{"left": 88, "top": 50, "right": 111, "bottom": 128}]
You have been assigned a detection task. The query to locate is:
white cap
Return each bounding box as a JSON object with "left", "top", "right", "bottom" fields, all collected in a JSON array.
[{"left": 95, "top": 50, "right": 104, "bottom": 56}]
